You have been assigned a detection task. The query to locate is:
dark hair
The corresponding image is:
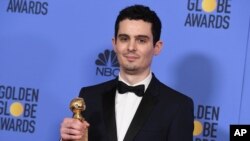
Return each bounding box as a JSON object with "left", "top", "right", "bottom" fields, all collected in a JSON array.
[{"left": 114, "top": 5, "right": 162, "bottom": 45}]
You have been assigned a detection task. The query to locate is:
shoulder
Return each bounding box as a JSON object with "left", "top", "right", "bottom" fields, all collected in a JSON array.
[
  {"left": 78, "top": 78, "right": 117, "bottom": 97},
  {"left": 83, "top": 78, "right": 117, "bottom": 90},
  {"left": 153, "top": 76, "right": 193, "bottom": 106},
  {"left": 153, "top": 77, "right": 194, "bottom": 122}
]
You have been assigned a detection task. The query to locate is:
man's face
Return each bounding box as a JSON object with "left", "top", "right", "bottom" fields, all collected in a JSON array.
[{"left": 112, "top": 19, "right": 162, "bottom": 75}]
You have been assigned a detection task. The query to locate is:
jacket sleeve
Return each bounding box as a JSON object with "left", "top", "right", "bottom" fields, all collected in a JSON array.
[{"left": 167, "top": 97, "right": 194, "bottom": 141}]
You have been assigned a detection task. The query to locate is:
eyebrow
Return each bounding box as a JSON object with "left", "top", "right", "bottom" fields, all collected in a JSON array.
[
  {"left": 135, "top": 35, "right": 150, "bottom": 39},
  {"left": 117, "top": 34, "right": 150, "bottom": 39},
  {"left": 117, "top": 34, "right": 129, "bottom": 38}
]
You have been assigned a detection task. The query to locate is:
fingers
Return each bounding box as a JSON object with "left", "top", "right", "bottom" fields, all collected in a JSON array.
[{"left": 60, "top": 118, "right": 89, "bottom": 140}]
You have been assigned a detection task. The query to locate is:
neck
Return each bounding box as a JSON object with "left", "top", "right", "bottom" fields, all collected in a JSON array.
[{"left": 119, "top": 69, "right": 151, "bottom": 85}]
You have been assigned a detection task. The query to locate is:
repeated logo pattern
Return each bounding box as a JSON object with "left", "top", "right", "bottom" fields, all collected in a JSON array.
[
  {"left": 95, "top": 49, "right": 119, "bottom": 67},
  {"left": 95, "top": 49, "right": 119, "bottom": 77}
]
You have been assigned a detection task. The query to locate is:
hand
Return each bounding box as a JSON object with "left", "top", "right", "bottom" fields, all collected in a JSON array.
[{"left": 60, "top": 117, "right": 89, "bottom": 141}]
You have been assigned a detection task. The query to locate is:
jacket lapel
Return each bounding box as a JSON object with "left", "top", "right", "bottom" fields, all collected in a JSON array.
[
  {"left": 102, "top": 80, "right": 118, "bottom": 141},
  {"left": 123, "top": 75, "right": 159, "bottom": 141}
]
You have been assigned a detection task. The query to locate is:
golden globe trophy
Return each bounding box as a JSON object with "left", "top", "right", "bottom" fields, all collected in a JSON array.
[{"left": 69, "top": 97, "right": 88, "bottom": 141}]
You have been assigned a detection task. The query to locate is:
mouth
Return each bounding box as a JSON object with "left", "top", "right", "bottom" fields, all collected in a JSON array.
[{"left": 124, "top": 54, "right": 139, "bottom": 62}]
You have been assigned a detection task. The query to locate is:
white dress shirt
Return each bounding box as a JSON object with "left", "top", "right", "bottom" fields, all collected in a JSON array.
[{"left": 115, "top": 72, "right": 152, "bottom": 141}]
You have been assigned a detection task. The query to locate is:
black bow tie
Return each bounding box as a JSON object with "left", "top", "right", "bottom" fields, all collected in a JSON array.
[{"left": 117, "top": 81, "right": 145, "bottom": 97}]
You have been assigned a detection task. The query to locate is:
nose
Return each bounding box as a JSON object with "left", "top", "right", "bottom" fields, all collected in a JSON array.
[{"left": 127, "top": 40, "right": 136, "bottom": 51}]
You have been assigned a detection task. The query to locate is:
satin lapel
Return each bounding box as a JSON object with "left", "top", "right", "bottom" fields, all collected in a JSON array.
[
  {"left": 123, "top": 76, "right": 159, "bottom": 141},
  {"left": 102, "top": 83, "right": 118, "bottom": 141}
]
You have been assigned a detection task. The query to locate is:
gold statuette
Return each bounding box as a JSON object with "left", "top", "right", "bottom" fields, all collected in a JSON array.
[{"left": 70, "top": 97, "right": 88, "bottom": 141}]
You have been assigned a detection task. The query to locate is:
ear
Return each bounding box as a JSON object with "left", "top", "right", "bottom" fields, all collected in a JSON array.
[
  {"left": 153, "top": 40, "right": 163, "bottom": 55},
  {"left": 112, "top": 37, "right": 117, "bottom": 52}
]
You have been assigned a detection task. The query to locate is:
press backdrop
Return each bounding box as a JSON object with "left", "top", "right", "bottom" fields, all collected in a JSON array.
[{"left": 0, "top": 0, "right": 250, "bottom": 141}]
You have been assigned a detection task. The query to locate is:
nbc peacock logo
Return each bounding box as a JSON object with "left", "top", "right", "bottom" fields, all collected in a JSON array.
[
  {"left": 184, "top": 0, "right": 231, "bottom": 29},
  {"left": 95, "top": 49, "right": 119, "bottom": 77}
]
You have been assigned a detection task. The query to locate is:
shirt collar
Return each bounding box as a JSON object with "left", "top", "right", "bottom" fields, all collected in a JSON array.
[{"left": 118, "top": 72, "right": 152, "bottom": 92}]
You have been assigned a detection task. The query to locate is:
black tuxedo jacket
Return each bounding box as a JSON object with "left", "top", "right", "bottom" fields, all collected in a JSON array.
[{"left": 79, "top": 75, "right": 194, "bottom": 141}]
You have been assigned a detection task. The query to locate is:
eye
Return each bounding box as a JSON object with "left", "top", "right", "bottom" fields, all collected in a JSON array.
[
  {"left": 136, "top": 38, "right": 147, "bottom": 44},
  {"left": 119, "top": 36, "right": 128, "bottom": 42}
]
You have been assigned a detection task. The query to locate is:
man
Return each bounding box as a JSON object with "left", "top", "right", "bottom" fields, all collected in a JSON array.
[{"left": 60, "top": 4, "right": 194, "bottom": 141}]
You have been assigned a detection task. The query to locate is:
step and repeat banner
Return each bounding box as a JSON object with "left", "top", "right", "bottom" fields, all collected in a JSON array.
[{"left": 0, "top": 0, "right": 250, "bottom": 141}]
